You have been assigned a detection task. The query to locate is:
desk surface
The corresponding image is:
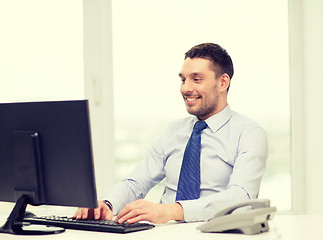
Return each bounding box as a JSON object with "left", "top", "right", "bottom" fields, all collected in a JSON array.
[{"left": 0, "top": 214, "right": 322, "bottom": 240}]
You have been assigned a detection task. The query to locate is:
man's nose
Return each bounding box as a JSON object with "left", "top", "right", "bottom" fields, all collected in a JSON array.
[{"left": 182, "top": 80, "right": 194, "bottom": 92}]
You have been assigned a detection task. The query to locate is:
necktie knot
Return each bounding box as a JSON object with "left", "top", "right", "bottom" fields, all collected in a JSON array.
[{"left": 194, "top": 121, "right": 207, "bottom": 133}]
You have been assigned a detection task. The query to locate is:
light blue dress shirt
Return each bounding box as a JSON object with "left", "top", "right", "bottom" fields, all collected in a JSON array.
[{"left": 102, "top": 106, "right": 268, "bottom": 222}]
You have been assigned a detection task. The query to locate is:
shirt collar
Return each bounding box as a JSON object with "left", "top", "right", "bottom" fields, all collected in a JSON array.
[{"left": 194, "top": 105, "right": 232, "bottom": 133}]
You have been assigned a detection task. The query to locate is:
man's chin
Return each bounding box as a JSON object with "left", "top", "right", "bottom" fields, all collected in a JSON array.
[
  {"left": 185, "top": 107, "right": 211, "bottom": 120},
  {"left": 186, "top": 107, "right": 200, "bottom": 117}
]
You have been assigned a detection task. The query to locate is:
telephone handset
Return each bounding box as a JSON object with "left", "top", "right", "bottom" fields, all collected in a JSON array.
[{"left": 196, "top": 199, "right": 276, "bottom": 235}]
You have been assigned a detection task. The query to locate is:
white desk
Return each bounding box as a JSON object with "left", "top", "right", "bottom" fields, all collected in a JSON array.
[{"left": 0, "top": 214, "right": 322, "bottom": 240}]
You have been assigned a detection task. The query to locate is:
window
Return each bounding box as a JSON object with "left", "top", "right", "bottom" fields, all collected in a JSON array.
[
  {"left": 0, "top": 0, "right": 83, "bottom": 214},
  {"left": 112, "top": 0, "right": 291, "bottom": 210},
  {"left": 0, "top": 0, "right": 84, "bottom": 103},
  {"left": 0, "top": 0, "right": 292, "bottom": 213}
]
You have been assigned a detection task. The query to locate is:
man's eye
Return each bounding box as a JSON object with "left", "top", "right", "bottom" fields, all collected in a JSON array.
[{"left": 194, "top": 78, "right": 201, "bottom": 82}]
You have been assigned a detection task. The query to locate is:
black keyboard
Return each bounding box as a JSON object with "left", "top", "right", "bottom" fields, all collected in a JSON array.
[{"left": 22, "top": 215, "right": 155, "bottom": 233}]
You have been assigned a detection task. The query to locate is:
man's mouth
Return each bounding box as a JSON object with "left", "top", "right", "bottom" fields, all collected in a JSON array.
[
  {"left": 184, "top": 95, "right": 200, "bottom": 104},
  {"left": 186, "top": 97, "right": 198, "bottom": 102}
]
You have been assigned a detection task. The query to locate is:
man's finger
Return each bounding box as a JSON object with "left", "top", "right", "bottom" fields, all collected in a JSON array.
[
  {"left": 100, "top": 207, "right": 113, "bottom": 220},
  {"left": 73, "top": 208, "right": 89, "bottom": 219},
  {"left": 116, "top": 207, "right": 144, "bottom": 223},
  {"left": 125, "top": 214, "right": 147, "bottom": 224},
  {"left": 93, "top": 206, "right": 101, "bottom": 220}
]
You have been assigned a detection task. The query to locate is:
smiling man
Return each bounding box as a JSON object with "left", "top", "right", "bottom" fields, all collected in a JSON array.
[
  {"left": 74, "top": 43, "right": 268, "bottom": 224},
  {"left": 179, "top": 57, "right": 230, "bottom": 120}
]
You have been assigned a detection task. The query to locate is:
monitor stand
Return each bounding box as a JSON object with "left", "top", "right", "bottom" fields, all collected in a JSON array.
[
  {"left": 0, "top": 131, "right": 65, "bottom": 235},
  {"left": 0, "top": 195, "right": 65, "bottom": 235}
]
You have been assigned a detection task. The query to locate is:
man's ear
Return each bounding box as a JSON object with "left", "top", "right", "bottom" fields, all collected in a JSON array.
[{"left": 219, "top": 73, "right": 230, "bottom": 92}]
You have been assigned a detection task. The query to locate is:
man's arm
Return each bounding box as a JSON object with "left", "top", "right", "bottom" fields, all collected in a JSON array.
[{"left": 101, "top": 134, "right": 168, "bottom": 215}]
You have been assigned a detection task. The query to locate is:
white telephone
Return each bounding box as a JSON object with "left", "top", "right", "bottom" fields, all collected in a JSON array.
[{"left": 196, "top": 199, "right": 276, "bottom": 235}]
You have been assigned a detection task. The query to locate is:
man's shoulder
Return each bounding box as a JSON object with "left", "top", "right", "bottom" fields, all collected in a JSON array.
[
  {"left": 231, "top": 110, "right": 255, "bottom": 122},
  {"left": 230, "top": 110, "right": 264, "bottom": 131}
]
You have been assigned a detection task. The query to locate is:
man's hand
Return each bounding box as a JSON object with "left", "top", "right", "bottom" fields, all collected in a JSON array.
[
  {"left": 73, "top": 200, "right": 113, "bottom": 220},
  {"left": 114, "top": 199, "right": 184, "bottom": 224}
]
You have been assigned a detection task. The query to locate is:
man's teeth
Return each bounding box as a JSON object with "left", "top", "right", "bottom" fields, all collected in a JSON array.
[{"left": 186, "top": 97, "right": 197, "bottom": 102}]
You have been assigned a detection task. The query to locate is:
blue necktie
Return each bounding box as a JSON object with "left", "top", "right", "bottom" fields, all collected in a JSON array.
[{"left": 176, "top": 121, "right": 207, "bottom": 201}]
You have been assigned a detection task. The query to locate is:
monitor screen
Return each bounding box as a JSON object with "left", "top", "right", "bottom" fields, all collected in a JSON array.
[{"left": 0, "top": 100, "right": 98, "bottom": 209}]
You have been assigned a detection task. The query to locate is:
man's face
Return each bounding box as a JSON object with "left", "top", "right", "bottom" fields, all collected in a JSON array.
[{"left": 179, "top": 57, "right": 222, "bottom": 120}]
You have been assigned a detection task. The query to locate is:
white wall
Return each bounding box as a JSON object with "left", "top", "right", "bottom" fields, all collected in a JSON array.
[
  {"left": 302, "top": 0, "right": 323, "bottom": 213},
  {"left": 290, "top": 0, "right": 323, "bottom": 213}
]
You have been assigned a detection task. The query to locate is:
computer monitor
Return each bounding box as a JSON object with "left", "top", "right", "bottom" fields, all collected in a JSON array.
[{"left": 0, "top": 100, "right": 98, "bottom": 234}]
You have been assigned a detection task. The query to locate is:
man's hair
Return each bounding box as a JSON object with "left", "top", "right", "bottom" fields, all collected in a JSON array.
[{"left": 184, "top": 43, "right": 234, "bottom": 84}]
